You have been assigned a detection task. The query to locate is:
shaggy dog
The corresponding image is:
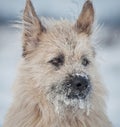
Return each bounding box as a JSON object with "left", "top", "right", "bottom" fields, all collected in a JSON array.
[{"left": 3, "top": 0, "right": 112, "bottom": 127}]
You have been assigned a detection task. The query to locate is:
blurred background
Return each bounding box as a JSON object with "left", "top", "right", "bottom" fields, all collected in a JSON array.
[{"left": 0, "top": 0, "right": 120, "bottom": 127}]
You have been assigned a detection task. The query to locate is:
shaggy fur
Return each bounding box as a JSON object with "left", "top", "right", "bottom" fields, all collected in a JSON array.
[{"left": 3, "top": 0, "right": 112, "bottom": 127}]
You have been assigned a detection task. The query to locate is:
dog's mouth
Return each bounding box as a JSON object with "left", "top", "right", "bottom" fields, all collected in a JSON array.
[
  {"left": 47, "top": 82, "right": 91, "bottom": 110},
  {"left": 50, "top": 74, "right": 91, "bottom": 100},
  {"left": 47, "top": 84, "right": 91, "bottom": 115},
  {"left": 47, "top": 74, "right": 92, "bottom": 115},
  {"left": 66, "top": 85, "right": 91, "bottom": 100},
  {"left": 50, "top": 82, "right": 91, "bottom": 101}
]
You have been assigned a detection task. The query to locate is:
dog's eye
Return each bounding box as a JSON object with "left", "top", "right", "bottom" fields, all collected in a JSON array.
[
  {"left": 49, "top": 54, "right": 64, "bottom": 68},
  {"left": 82, "top": 57, "right": 89, "bottom": 67}
]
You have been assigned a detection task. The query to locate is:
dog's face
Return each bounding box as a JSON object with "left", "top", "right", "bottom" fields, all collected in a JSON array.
[{"left": 21, "top": 0, "right": 102, "bottom": 116}]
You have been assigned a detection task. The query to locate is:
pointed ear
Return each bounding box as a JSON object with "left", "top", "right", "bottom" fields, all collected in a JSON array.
[
  {"left": 75, "top": 0, "right": 94, "bottom": 35},
  {"left": 23, "top": 0, "right": 46, "bottom": 57}
]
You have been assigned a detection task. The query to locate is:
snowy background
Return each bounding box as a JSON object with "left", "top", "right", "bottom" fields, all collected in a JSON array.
[{"left": 0, "top": 0, "right": 120, "bottom": 127}]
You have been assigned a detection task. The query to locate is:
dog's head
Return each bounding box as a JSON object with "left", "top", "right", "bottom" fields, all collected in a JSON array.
[{"left": 21, "top": 0, "right": 105, "bottom": 116}]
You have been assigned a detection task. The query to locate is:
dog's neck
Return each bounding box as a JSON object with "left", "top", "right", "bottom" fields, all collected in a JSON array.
[{"left": 34, "top": 101, "right": 111, "bottom": 127}]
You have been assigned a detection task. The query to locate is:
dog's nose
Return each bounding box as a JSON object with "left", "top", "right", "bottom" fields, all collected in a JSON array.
[
  {"left": 71, "top": 76, "right": 89, "bottom": 91},
  {"left": 66, "top": 74, "right": 91, "bottom": 99}
]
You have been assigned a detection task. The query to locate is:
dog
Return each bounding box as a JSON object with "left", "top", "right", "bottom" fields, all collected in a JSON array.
[{"left": 3, "top": 0, "right": 112, "bottom": 127}]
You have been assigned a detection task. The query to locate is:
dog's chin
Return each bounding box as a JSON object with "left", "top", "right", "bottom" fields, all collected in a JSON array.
[
  {"left": 47, "top": 92, "right": 91, "bottom": 116},
  {"left": 47, "top": 84, "right": 92, "bottom": 115}
]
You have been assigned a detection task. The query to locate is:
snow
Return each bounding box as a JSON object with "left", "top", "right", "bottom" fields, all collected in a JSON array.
[
  {"left": 0, "top": 26, "right": 22, "bottom": 126},
  {"left": 0, "top": 0, "right": 120, "bottom": 21}
]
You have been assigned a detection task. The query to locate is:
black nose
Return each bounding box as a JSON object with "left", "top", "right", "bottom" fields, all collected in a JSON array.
[
  {"left": 71, "top": 76, "right": 89, "bottom": 91},
  {"left": 66, "top": 75, "right": 91, "bottom": 99}
]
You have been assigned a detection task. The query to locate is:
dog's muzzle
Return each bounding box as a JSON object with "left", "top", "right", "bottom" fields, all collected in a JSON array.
[{"left": 64, "top": 73, "right": 91, "bottom": 99}]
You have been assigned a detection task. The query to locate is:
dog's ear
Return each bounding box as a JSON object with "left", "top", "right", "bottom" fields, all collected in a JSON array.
[
  {"left": 23, "top": 0, "right": 46, "bottom": 57},
  {"left": 75, "top": 0, "right": 94, "bottom": 35}
]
